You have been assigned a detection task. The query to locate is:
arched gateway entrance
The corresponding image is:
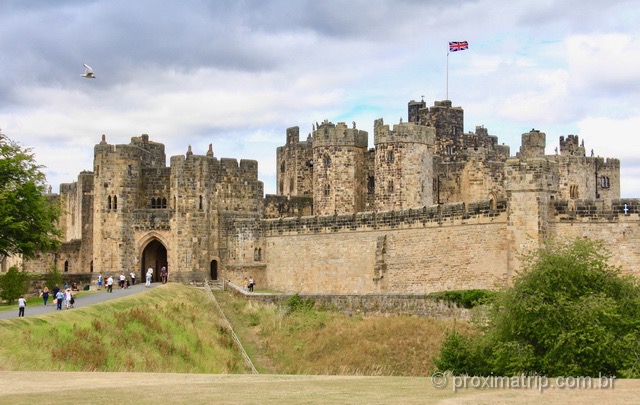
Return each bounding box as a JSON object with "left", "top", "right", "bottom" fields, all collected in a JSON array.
[{"left": 141, "top": 239, "right": 167, "bottom": 283}]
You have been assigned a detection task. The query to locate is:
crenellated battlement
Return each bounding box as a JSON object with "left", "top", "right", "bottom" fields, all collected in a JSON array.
[
  {"left": 551, "top": 198, "right": 640, "bottom": 220},
  {"left": 373, "top": 118, "right": 435, "bottom": 145},
  {"left": 312, "top": 120, "right": 368, "bottom": 148},
  {"left": 559, "top": 134, "right": 585, "bottom": 156},
  {"left": 262, "top": 200, "right": 507, "bottom": 236}
]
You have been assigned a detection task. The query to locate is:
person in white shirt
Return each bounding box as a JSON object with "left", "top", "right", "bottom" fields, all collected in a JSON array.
[
  {"left": 18, "top": 296, "right": 26, "bottom": 317},
  {"left": 146, "top": 267, "right": 153, "bottom": 287}
]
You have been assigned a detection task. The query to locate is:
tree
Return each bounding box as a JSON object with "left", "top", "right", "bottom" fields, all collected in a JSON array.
[
  {"left": 0, "top": 131, "right": 61, "bottom": 258},
  {"left": 436, "top": 238, "right": 640, "bottom": 377},
  {"left": 0, "top": 266, "right": 30, "bottom": 304}
]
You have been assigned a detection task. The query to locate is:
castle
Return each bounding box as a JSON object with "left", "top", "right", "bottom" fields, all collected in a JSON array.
[{"left": 12, "top": 99, "right": 640, "bottom": 294}]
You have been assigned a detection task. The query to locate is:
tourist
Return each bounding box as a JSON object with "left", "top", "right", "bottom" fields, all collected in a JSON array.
[
  {"left": 64, "top": 289, "right": 72, "bottom": 309},
  {"left": 106, "top": 276, "right": 114, "bottom": 293},
  {"left": 160, "top": 266, "right": 168, "bottom": 284},
  {"left": 130, "top": 271, "right": 136, "bottom": 285},
  {"left": 119, "top": 273, "right": 126, "bottom": 289},
  {"left": 243, "top": 277, "right": 249, "bottom": 292},
  {"left": 248, "top": 276, "right": 255, "bottom": 292},
  {"left": 18, "top": 295, "right": 26, "bottom": 317},
  {"left": 97, "top": 273, "right": 103, "bottom": 290},
  {"left": 42, "top": 286, "right": 50, "bottom": 306},
  {"left": 55, "top": 289, "right": 64, "bottom": 310},
  {"left": 146, "top": 267, "right": 153, "bottom": 287}
]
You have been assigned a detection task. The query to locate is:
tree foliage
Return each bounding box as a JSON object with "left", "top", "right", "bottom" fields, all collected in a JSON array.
[
  {"left": 435, "top": 238, "right": 640, "bottom": 377},
  {"left": 0, "top": 132, "right": 61, "bottom": 258},
  {"left": 0, "top": 266, "right": 30, "bottom": 304}
]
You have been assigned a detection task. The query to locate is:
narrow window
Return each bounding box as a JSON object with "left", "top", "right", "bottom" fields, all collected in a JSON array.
[
  {"left": 107, "top": 195, "right": 112, "bottom": 210},
  {"left": 388, "top": 180, "right": 394, "bottom": 193},
  {"left": 113, "top": 196, "right": 118, "bottom": 210},
  {"left": 128, "top": 164, "right": 132, "bottom": 176},
  {"left": 323, "top": 155, "right": 331, "bottom": 168},
  {"left": 387, "top": 150, "right": 394, "bottom": 163},
  {"left": 199, "top": 195, "right": 203, "bottom": 210},
  {"left": 367, "top": 176, "right": 375, "bottom": 194},
  {"left": 162, "top": 198, "right": 167, "bottom": 208},
  {"left": 323, "top": 184, "right": 331, "bottom": 197},
  {"left": 64, "top": 260, "right": 69, "bottom": 273},
  {"left": 151, "top": 198, "right": 156, "bottom": 209},
  {"left": 289, "top": 177, "right": 294, "bottom": 194}
]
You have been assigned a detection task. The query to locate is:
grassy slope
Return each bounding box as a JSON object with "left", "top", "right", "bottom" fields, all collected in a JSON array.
[
  {"left": 215, "top": 290, "right": 472, "bottom": 376},
  {"left": 0, "top": 284, "right": 250, "bottom": 373}
]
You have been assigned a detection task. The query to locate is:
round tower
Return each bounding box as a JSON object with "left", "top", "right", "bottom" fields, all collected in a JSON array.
[
  {"left": 373, "top": 119, "right": 435, "bottom": 211},
  {"left": 312, "top": 120, "right": 368, "bottom": 215}
]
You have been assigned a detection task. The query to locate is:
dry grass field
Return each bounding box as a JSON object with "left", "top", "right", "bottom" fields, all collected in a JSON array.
[{"left": 0, "top": 372, "right": 639, "bottom": 404}]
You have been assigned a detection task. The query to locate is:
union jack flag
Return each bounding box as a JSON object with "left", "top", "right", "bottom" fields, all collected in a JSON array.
[{"left": 449, "top": 41, "right": 469, "bottom": 52}]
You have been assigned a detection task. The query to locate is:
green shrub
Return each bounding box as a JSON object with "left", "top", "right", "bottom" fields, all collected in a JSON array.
[
  {"left": 286, "top": 293, "right": 315, "bottom": 314},
  {"left": 428, "top": 289, "right": 494, "bottom": 308}
]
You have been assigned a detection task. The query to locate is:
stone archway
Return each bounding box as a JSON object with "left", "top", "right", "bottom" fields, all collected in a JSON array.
[{"left": 141, "top": 239, "right": 167, "bottom": 283}]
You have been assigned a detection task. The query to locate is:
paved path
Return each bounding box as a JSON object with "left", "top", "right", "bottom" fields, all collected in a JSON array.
[{"left": 0, "top": 282, "right": 160, "bottom": 320}]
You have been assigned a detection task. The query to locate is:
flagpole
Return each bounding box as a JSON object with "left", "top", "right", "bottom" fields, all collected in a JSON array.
[{"left": 446, "top": 49, "right": 449, "bottom": 101}]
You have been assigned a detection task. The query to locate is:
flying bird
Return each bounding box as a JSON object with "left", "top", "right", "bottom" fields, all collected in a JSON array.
[{"left": 81, "top": 63, "right": 96, "bottom": 78}]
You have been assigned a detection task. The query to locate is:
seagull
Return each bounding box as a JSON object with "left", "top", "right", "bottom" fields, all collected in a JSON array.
[{"left": 81, "top": 63, "right": 96, "bottom": 78}]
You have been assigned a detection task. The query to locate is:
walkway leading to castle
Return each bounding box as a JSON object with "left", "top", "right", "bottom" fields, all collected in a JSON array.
[{"left": 0, "top": 282, "right": 159, "bottom": 320}]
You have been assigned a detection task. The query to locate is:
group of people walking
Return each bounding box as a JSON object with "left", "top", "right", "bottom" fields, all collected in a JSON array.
[{"left": 15, "top": 266, "right": 170, "bottom": 317}]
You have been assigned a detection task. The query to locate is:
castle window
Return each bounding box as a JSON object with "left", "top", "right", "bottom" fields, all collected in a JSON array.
[
  {"left": 388, "top": 180, "right": 394, "bottom": 193},
  {"left": 96, "top": 165, "right": 99, "bottom": 176},
  {"left": 162, "top": 198, "right": 167, "bottom": 208},
  {"left": 64, "top": 260, "right": 69, "bottom": 272},
  {"left": 199, "top": 195, "right": 203, "bottom": 210},
  {"left": 107, "top": 195, "right": 112, "bottom": 210},
  {"left": 279, "top": 181, "right": 284, "bottom": 194},
  {"left": 280, "top": 162, "right": 285, "bottom": 173},
  {"left": 90, "top": 261, "right": 93, "bottom": 273},
  {"left": 323, "top": 184, "right": 331, "bottom": 197},
  {"left": 323, "top": 155, "right": 331, "bottom": 168},
  {"left": 601, "top": 176, "right": 610, "bottom": 189},
  {"left": 113, "top": 196, "right": 118, "bottom": 210},
  {"left": 151, "top": 198, "right": 157, "bottom": 209},
  {"left": 258, "top": 248, "right": 262, "bottom": 261},
  {"left": 367, "top": 176, "right": 375, "bottom": 194},
  {"left": 128, "top": 165, "right": 132, "bottom": 176},
  {"left": 289, "top": 177, "right": 294, "bottom": 194},
  {"left": 387, "top": 150, "right": 394, "bottom": 163},
  {"left": 570, "top": 185, "right": 579, "bottom": 199}
]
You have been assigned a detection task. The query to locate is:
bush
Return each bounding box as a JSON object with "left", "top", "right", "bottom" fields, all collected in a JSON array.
[
  {"left": 435, "top": 238, "right": 640, "bottom": 377},
  {"left": 285, "top": 293, "right": 315, "bottom": 314},
  {"left": 428, "top": 289, "right": 495, "bottom": 308}
]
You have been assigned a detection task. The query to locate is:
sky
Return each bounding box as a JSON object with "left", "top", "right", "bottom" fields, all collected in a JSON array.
[{"left": 1, "top": 0, "right": 639, "bottom": 197}]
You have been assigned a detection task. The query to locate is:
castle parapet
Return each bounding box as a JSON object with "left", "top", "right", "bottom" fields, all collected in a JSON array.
[
  {"left": 551, "top": 198, "right": 640, "bottom": 220},
  {"left": 312, "top": 120, "right": 368, "bottom": 148},
  {"left": 262, "top": 200, "right": 507, "bottom": 236},
  {"left": 373, "top": 118, "right": 435, "bottom": 145}
]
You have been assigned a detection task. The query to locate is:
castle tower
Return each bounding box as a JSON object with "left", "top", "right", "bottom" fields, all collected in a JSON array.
[
  {"left": 505, "top": 157, "right": 559, "bottom": 274},
  {"left": 517, "top": 129, "right": 546, "bottom": 158},
  {"left": 416, "top": 100, "right": 464, "bottom": 159},
  {"left": 559, "top": 135, "right": 586, "bottom": 157},
  {"left": 276, "top": 126, "right": 313, "bottom": 197},
  {"left": 312, "top": 120, "right": 368, "bottom": 215},
  {"left": 373, "top": 118, "right": 435, "bottom": 211},
  {"left": 407, "top": 99, "right": 426, "bottom": 124},
  {"left": 92, "top": 134, "right": 168, "bottom": 276}
]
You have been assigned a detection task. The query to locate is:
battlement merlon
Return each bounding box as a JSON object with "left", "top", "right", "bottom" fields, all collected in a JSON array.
[
  {"left": 373, "top": 118, "right": 435, "bottom": 146},
  {"left": 592, "top": 156, "right": 621, "bottom": 169},
  {"left": 312, "top": 120, "right": 368, "bottom": 149}
]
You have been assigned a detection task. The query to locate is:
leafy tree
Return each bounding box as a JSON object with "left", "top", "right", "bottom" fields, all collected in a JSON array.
[
  {"left": 0, "top": 266, "right": 30, "bottom": 304},
  {"left": 0, "top": 132, "right": 61, "bottom": 258},
  {"left": 436, "top": 238, "right": 640, "bottom": 377}
]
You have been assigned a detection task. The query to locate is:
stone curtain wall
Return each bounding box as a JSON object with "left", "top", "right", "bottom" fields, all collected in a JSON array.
[
  {"left": 549, "top": 198, "right": 640, "bottom": 276},
  {"left": 263, "top": 202, "right": 509, "bottom": 294}
]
